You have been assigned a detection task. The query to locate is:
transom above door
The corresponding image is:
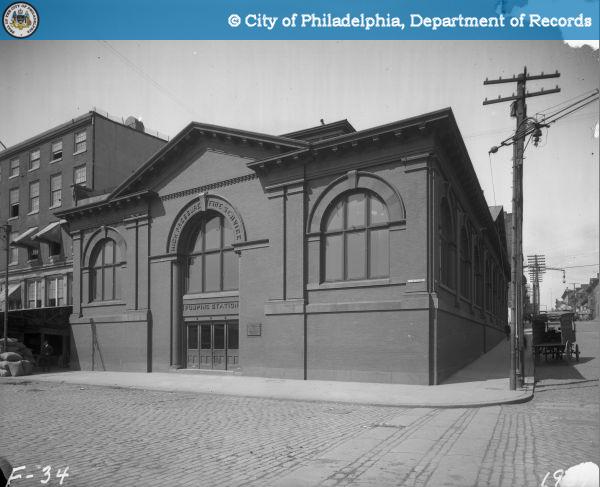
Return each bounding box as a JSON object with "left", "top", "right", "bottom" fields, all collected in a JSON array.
[{"left": 186, "top": 321, "right": 239, "bottom": 370}]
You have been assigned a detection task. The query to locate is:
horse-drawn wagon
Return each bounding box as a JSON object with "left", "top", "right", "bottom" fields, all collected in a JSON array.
[{"left": 532, "top": 312, "right": 580, "bottom": 362}]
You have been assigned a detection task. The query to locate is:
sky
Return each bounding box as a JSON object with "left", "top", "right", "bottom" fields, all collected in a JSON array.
[{"left": 0, "top": 40, "right": 598, "bottom": 309}]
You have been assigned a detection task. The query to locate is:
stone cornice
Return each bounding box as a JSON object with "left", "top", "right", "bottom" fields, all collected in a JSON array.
[{"left": 160, "top": 173, "right": 257, "bottom": 202}]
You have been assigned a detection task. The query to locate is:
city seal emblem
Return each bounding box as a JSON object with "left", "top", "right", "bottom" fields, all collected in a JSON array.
[{"left": 3, "top": 2, "right": 39, "bottom": 38}]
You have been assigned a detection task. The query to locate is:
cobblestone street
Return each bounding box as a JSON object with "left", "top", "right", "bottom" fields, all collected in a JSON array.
[{"left": 1, "top": 322, "right": 598, "bottom": 487}]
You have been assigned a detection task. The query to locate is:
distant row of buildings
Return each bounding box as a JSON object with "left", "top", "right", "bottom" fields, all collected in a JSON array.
[
  {"left": 556, "top": 275, "right": 599, "bottom": 320},
  {"left": 1, "top": 107, "right": 509, "bottom": 384}
]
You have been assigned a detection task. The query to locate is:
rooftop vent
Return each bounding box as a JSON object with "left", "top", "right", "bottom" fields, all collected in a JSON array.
[{"left": 125, "top": 116, "right": 145, "bottom": 132}]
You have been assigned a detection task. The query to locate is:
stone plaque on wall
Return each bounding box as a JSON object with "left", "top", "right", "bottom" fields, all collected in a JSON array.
[{"left": 247, "top": 323, "right": 262, "bottom": 336}]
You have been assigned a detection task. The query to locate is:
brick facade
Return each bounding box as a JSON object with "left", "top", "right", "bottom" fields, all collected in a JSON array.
[
  {"left": 0, "top": 111, "right": 166, "bottom": 362},
  {"left": 59, "top": 108, "right": 509, "bottom": 384}
]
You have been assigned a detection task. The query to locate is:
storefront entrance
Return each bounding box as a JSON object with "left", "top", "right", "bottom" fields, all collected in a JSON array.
[{"left": 186, "top": 321, "right": 239, "bottom": 370}]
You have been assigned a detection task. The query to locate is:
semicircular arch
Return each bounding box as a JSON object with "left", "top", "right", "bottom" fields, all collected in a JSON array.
[
  {"left": 307, "top": 170, "right": 405, "bottom": 234},
  {"left": 167, "top": 193, "right": 247, "bottom": 254},
  {"left": 83, "top": 226, "right": 127, "bottom": 268}
]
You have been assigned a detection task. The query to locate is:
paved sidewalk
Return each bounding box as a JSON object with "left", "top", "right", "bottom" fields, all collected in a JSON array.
[{"left": 1, "top": 339, "right": 533, "bottom": 408}]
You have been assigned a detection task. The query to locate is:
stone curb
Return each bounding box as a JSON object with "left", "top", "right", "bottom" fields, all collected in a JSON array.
[{"left": 0, "top": 374, "right": 535, "bottom": 409}]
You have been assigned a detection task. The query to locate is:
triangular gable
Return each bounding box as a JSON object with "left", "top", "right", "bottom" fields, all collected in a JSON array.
[
  {"left": 110, "top": 122, "right": 308, "bottom": 200},
  {"left": 488, "top": 205, "right": 503, "bottom": 221}
]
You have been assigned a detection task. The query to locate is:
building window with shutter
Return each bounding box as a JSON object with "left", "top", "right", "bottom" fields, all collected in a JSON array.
[
  {"left": 74, "top": 130, "right": 87, "bottom": 153},
  {"left": 29, "top": 149, "right": 40, "bottom": 171},
  {"left": 9, "top": 188, "right": 19, "bottom": 218},
  {"left": 50, "top": 173, "right": 62, "bottom": 208},
  {"left": 9, "top": 158, "right": 19, "bottom": 178},
  {"left": 51, "top": 140, "right": 63, "bottom": 161},
  {"left": 29, "top": 180, "right": 40, "bottom": 214},
  {"left": 74, "top": 165, "right": 87, "bottom": 186}
]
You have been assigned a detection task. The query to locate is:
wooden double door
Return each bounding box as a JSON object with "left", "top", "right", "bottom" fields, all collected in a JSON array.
[{"left": 186, "top": 321, "right": 239, "bottom": 370}]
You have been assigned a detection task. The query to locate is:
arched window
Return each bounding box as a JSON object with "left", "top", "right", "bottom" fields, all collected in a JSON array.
[
  {"left": 474, "top": 244, "right": 483, "bottom": 307},
  {"left": 494, "top": 268, "right": 501, "bottom": 316},
  {"left": 485, "top": 259, "right": 493, "bottom": 312},
  {"left": 185, "top": 213, "right": 238, "bottom": 293},
  {"left": 89, "top": 238, "right": 124, "bottom": 302},
  {"left": 459, "top": 227, "right": 471, "bottom": 299},
  {"left": 440, "top": 199, "right": 455, "bottom": 288},
  {"left": 322, "top": 191, "right": 389, "bottom": 282}
]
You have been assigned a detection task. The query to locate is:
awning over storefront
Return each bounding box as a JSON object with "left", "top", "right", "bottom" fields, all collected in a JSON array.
[
  {"left": 11, "top": 227, "right": 39, "bottom": 248},
  {"left": 0, "top": 284, "right": 21, "bottom": 311},
  {"left": 0, "top": 284, "right": 21, "bottom": 303},
  {"left": 32, "top": 220, "right": 65, "bottom": 244},
  {"left": 0, "top": 305, "right": 72, "bottom": 334}
]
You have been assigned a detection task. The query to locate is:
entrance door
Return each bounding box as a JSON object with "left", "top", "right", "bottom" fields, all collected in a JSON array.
[
  {"left": 212, "top": 323, "right": 226, "bottom": 370},
  {"left": 186, "top": 321, "right": 239, "bottom": 370}
]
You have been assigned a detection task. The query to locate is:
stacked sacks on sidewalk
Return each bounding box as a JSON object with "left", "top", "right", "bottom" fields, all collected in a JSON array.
[{"left": 0, "top": 338, "right": 36, "bottom": 377}]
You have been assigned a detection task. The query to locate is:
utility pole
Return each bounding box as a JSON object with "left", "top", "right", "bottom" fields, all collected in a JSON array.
[
  {"left": 527, "top": 254, "right": 546, "bottom": 315},
  {"left": 1, "top": 224, "right": 10, "bottom": 353},
  {"left": 526, "top": 256, "right": 567, "bottom": 315},
  {"left": 483, "top": 67, "right": 560, "bottom": 390}
]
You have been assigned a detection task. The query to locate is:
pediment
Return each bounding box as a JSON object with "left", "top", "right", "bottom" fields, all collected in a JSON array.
[{"left": 110, "top": 122, "right": 307, "bottom": 199}]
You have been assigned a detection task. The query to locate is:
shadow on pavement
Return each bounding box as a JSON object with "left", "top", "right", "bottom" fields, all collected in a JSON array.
[{"left": 535, "top": 358, "right": 591, "bottom": 381}]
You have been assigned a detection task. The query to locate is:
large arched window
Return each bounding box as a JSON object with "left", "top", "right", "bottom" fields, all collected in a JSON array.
[
  {"left": 459, "top": 227, "right": 472, "bottom": 299},
  {"left": 322, "top": 191, "right": 389, "bottom": 282},
  {"left": 485, "top": 259, "right": 493, "bottom": 312},
  {"left": 185, "top": 213, "right": 238, "bottom": 293},
  {"left": 90, "top": 238, "right": 124, "bottom": 302},
  {"left": 494, "top": 268, "right": 501, "bottom": 316},
  {"left": 440, "top": 199, "right": 456, "bottom": 288},
  {"left": 474, "top": 244, "right": 483, "bottom": 307}
]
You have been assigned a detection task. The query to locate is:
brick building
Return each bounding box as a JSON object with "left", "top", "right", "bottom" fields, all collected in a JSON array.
[
  {"left": 58, "top": 108, "right": 509, "bottom": 384},
  {"left": 0, "top": 110, "right": 166, "bottom": 364}
]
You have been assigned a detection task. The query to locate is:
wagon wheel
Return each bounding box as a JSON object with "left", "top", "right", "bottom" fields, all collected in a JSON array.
[
  {"left": 543, "top": 346, "right": 551, "bottom": 361},
  {"left": 575, "top": 344, "right": 580, "bottom": 362}
]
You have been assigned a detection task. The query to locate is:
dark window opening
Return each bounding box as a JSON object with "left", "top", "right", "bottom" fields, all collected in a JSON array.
[
  {"left": 49, "top": 242, "right": 62, "bottom": 256},
  {"left": 89, "top": 238, "right": 124, "bottom": 302},
  {"left": 185, "top": 213, "right": 238, "bottom": 294},
  {"left": 322, "top": 191, "right": 389, "bottom": 282},
  {"left": 27, "top": 247, "right": 39, "bottom": 261}
]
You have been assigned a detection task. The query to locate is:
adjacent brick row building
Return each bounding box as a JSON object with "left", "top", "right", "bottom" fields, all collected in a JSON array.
[{"left": 0, "top": 111, "right": 166, "bottom": 364}]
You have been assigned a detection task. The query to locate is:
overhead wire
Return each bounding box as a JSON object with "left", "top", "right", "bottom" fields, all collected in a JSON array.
[
  {"left": 541, "top": 96, "right": 599, "bottom": 126},
  {"left": 97, "top": 40, "right": 199, "bottom": 120},
  {"left": 489, "top": 92, "right": 599, "bottom": 151},
  {"left": 535, "top": 88, "right": 599, "bottom": 116},
  {"left": 539, "top": 91, "right": 599, "bottom": 123}
]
